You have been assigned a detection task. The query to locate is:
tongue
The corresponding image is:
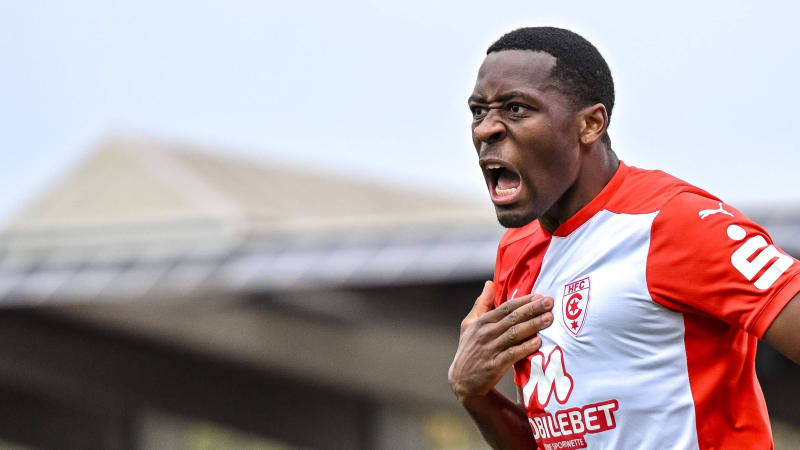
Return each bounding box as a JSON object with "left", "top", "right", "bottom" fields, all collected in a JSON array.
[{"left": 497, "top": 169, "right": 521, "bottom": 190}]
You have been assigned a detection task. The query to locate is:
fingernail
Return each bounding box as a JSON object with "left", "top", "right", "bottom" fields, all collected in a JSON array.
[{"left": 543, "top": 297, "right": 553, "bottom": 308}]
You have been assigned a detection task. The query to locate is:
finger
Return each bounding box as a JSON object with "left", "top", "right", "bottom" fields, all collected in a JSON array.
[
  {"left": 481, "top": 294, "right": 540, "bottom": 323},
  {"left": 493, "top": 309, "right": 554, "bottom": 350},
  {"left": 489, "top": 295, "right": 553, "bottom": 331},
  {"left": 466, "top": 281, "right": 496, "bottom": 321},
  {"left": 496, "top": 335, "right": 543, "bottom": 368},
  {"left": 511, "top": 291, "right": 543, "bottom": 302}
]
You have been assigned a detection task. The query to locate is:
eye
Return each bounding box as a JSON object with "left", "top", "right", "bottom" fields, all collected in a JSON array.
[
  {"left": 507, "top": 103, "right": 529, "bottom": 115},
  {"left": 470, "top": 105, "right": 487, "bottom": 119}
]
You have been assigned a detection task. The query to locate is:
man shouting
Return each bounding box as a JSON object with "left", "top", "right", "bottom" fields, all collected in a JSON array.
[{"left": 448, "top": 27, "right": 800, "bottom": 449}]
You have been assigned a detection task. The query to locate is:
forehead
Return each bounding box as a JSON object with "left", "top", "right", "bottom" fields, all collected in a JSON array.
[{"left": 472, "top": 50, "right": 557, "bottom": 99}]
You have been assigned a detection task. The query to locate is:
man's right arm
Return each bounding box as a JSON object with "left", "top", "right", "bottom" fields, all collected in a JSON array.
[{"left": 447, "top": 281, "right": 553, "bottom": 449}]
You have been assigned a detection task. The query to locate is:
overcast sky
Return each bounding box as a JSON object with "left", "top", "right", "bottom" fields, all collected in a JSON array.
[{"left": 1, "top": 0, "right": 798, "bottom": 225}]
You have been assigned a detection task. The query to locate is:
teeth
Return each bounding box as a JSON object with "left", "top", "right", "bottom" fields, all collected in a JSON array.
[
  {"left": 495, "top": 186, "right": 518, "bottom": 197},
  {"left": 486, "top": 163, "right": 502, "bottom": 170}
]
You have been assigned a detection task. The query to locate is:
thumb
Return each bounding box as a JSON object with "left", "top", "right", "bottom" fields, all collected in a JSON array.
[{"left": 468, "top": 280, "right": 496, "bottom": 319}]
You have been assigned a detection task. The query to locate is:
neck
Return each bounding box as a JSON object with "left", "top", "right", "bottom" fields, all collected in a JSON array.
[{"left": 539, "top": 147, "right": 619, "bottom": 234}]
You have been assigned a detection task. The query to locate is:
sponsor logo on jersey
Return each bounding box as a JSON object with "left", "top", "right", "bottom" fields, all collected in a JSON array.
[
  {"left": 520, "top": 347, "right": 619, "bottom": 449},
  {"left": 726, "top": 224, "right": 794, "bottom": 289},
  {"left": 561, "top": 277, "right": 590, "bottom": 336},
  {"left": 522, "top": 346, "right": 573, "bottom": 409},
  {"left": 698, "top": 202, "right": 734, "bottom": 220}
]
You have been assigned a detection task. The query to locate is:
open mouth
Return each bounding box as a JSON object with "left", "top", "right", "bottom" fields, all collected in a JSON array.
[{"left": 485, "top": 163, "right": 522, "bottom": 202}]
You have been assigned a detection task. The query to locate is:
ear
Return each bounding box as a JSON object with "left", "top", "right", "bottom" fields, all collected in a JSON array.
[{"left": 578, "top": 103, "right": 608, "bottom": 146}]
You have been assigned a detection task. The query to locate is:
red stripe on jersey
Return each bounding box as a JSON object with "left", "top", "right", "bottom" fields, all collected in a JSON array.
[{"left": 681, "top": 314, "right": 772, "bottom": 448}]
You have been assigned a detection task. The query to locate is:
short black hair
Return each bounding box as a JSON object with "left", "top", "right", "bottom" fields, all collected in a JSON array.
[{"left": 488, "top": 27, "right": 615, "bottom": 145}]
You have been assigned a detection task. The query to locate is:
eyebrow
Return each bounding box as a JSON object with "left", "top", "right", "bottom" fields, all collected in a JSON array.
[{"left": 467, "top": 90, "right": 535, "bottom": 104}]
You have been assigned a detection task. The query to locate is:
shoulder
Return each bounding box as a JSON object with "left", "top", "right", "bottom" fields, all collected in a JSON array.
[
  {"left": 495, "top": 220, "right": 541, "bottom": 284},
  {"left": 498, "top": 220, "right": 541, "bottom": 249},
  {"left": 606, "top": 163, "right": 718, "bottom": 214},
  {"left": 645, "top": 188, "right": 800, "bottom": 335},
  {"left": 493, "top": 220, "right": 548, "bottom": 306},
  {"left": 646, "top": 191, "right": 751, "bottom": 274}
]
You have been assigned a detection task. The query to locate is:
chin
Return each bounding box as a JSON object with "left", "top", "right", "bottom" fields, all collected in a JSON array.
[{"left": 495, "top": 207, "right": 538, "bottom": 229}]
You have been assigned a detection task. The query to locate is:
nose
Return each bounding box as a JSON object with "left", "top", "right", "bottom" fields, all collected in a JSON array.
[{"left": 473, "top": 112, "right": 507, "bottom": 145}]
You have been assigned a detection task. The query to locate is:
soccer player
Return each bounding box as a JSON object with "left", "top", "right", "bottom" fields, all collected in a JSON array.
[{"left": 448, "top": 27, "right": 800, "bottom": 449}]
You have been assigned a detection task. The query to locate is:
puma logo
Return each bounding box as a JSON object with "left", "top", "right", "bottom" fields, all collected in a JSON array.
[{"left": 699, "top": 202, "right": 734, "bottom": 220}]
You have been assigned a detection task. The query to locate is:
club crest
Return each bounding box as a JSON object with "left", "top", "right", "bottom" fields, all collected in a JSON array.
[{"left": 562, "top": 277, "right": 590, "bottom": 336}]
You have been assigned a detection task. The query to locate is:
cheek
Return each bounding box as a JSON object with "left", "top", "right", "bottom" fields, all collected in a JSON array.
[
  {"left": 539, "top": 121, "right": 580, "bottom": 166},
  {"left": 518, "top": 141, "right": 576, "bottom": 193}
]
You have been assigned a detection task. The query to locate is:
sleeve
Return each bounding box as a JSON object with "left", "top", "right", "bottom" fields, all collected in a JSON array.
[{"left": 646, "top": 192, "right": 800, "bottom": 337}]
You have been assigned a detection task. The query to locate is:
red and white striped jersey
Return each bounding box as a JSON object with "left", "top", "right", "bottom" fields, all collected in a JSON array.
[{"left": 493, "top": 161, "right": 800, "bottom": 450}]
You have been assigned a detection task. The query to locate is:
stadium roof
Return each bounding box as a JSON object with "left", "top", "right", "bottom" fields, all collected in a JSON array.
[
  {"left": 0, "top": 136, "right": 502, "bottom": 303},
  {"left": 2, "top": 136, "right": 798, "bottom": 305}
]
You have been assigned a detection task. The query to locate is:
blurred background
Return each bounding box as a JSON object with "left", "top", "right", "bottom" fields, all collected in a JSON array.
[{"left": 1, "top": 1, "right": 799, "bottom": 449}]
